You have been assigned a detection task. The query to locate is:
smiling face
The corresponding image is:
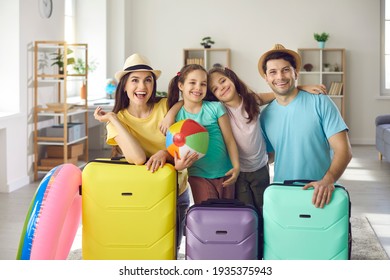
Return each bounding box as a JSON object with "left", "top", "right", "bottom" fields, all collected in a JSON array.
[
  {"left": 209, "top": 72, "right": 237, "bottom": 103},
  {"left": 264, "top": 58, "right": 298, "bottom": 96},
  {"left": 178, "top": 69, "right": 208, "bottom": 104},
  {"left": 124, "top": 71, "right": 155, "bottom": 106}
]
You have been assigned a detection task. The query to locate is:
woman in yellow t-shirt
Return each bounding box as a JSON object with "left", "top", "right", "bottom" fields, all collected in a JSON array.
[{"left": 94, "top": 53, "right": 197, "bottom": 256}]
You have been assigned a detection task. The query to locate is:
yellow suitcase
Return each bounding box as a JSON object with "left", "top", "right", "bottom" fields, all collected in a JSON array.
[{"left": 81, "top": 159, "right": 177, "bottom": 260}]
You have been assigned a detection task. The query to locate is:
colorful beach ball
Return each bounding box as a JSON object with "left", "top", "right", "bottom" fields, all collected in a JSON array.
[{"left": 166, "top": 119, "right": 209, "bottom": 160}]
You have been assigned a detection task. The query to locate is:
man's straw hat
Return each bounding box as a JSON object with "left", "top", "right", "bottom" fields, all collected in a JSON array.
[{"left": 258, "top": 44, "right": 302, "bottom": 78}]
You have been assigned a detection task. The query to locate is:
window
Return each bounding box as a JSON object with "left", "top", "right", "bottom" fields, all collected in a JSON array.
[
  {"left": 64, "top": 0, "right": 75, "bottom": 43},
  {"left": 381, "top": 0, "right": 390, "bottom": 96}
]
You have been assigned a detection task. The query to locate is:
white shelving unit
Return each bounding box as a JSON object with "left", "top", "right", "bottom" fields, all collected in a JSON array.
[
  {"left": 298, "top": 48, "right": 346, "bottom": 119},
  {"left": 183, "top": 48, "right": 231, "bottom": 70},
  {"left": 33, "top": 41, "right": 89, "bottom": 180}
]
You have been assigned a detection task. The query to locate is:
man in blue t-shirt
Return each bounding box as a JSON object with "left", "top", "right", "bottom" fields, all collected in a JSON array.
[{"left": 258, "top": 44, "right": 352, "bottom": 208}]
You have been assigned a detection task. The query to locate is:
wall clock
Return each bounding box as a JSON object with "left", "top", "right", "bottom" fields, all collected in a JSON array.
[{"left": 39, "top": 0, "right": 53, "bottom": 19}]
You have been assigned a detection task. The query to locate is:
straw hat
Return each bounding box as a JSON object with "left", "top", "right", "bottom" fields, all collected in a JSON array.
[
  {"left": 115, "top": 53, "right": 161, "bottom": 82},
  {"left": 258, "top": 44, "right": 302, "bottom": 78}
]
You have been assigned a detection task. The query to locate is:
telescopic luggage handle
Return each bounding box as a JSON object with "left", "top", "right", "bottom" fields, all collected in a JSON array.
[
  {"left": 200, "top": 198, "right": 245, "bottom": 207},
  {"left": 282, "top": 179, "right": 345, "bottom": 189},
  {"left": 283, "top": 179, "right": 313, "bottom": 185}
]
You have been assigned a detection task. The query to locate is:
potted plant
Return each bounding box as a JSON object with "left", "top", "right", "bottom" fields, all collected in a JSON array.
[
  {"left": 313, "top": 32, "right": 329, "bottom": 48},
  {"left": 200, "top": 36, "right": 215, "bottom": 48},
  {"left": 72, "top": 58, "right": 98, "bottom": 99},
  {"left": 38, "top": 52, "right": 50, "bottom": 77},
  {"left": 323, "top": 63, "right": 331, "bottom": 72},
  {"left": 73, "top": 58, "right": 97, "bottom": 75},
  {"left": 50, "top": 48, "right": 75, "bottom": 76}
]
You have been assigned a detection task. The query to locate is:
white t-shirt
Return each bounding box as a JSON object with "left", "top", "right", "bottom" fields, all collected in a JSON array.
[{"left": 224, "top": 99, "right": 268, "bottom": 172}]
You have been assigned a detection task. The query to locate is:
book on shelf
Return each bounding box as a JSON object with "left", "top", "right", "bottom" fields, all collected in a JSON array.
[
  {"left": 328, "top": 82, "right": 343, "bottom": 95},
  {"left": 186, "top": 58, "right": 204, "bottom": 67}
]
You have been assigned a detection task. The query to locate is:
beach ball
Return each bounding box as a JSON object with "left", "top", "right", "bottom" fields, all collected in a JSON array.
[{"left": 166, "top": 119, "right": 209, "bottom": 160}]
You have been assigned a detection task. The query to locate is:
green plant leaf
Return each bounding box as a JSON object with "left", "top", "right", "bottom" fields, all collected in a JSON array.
[{"left": 313, "top": 32, "right": 329, "bottom": 42}]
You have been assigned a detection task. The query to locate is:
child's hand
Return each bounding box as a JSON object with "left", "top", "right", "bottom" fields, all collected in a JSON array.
[
  {"left": 298, "top": 84, "right": 327, "bottom": 95},
  {"left": 174, "top": 150, "right": 199, "bottom": 171},
  {"left": 159, "top": 115, "right": 175, "bottom": 136},
  {"left": 222, "top": 167, "right": 240, "bottom": 187}
]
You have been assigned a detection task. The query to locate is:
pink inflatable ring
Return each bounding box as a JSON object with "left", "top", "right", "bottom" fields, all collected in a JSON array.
[{"left": 17, "top": 163, "right": 82, "bottom": 260}]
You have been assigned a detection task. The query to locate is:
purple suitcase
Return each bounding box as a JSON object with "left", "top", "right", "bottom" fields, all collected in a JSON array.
[{"left": 185, "top": 199, "right": 259, "bottom": 260}]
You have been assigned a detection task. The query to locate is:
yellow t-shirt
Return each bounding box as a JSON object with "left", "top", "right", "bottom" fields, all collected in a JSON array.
[{"left": 106, "top": 98, "right": 188, "bottom": 195}]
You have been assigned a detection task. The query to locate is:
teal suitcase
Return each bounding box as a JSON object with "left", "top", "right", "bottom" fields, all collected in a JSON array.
[{"left": 263, "top": 181, "right": 351, "bottom": 260}]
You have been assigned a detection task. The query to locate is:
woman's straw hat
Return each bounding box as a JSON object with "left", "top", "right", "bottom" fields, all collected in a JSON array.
[{"left": 115, "top": 53, "right": 161, "bottom": 82}]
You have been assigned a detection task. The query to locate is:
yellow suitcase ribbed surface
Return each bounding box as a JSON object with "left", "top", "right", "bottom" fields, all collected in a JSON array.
[{"left": 81, "top": 160, "right": 177, "bottom": 260}]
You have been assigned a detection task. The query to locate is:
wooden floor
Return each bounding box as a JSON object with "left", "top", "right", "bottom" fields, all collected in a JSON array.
[{"left": 0, "top": 145, "right": 389, "bottom": 260}]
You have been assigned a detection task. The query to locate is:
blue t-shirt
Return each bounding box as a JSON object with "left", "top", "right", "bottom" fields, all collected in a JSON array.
[
  {"left": 176, "top": 101, "right": 233, "bottom": 178},
  {"left": 260, "top": 91, "right": 348, "bottom": 182}
]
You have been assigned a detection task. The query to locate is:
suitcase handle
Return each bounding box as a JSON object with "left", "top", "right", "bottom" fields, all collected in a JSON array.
[
  {"left": 283, "top": 179, "right": 313, "bottom": 185},
  {"left": 200, "top": 198, "right": 245, "bottom": 207},
  {"left": 283, "top": 179, "right": 344, "bottom": 189},
  {"left": 111, "top": 156, "right": 126, "bottom": 161}
]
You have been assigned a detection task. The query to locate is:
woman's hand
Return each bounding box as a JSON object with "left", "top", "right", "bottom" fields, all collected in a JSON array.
[
  {"left": 94, "top": 106, "right": 115, "bottom": 123},
  {"left": 146, "top": 150, "right": 169, "bottom": 173}
]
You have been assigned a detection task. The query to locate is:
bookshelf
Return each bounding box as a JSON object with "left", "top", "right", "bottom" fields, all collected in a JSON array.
[
  {"left": 33, "top": 41, "right": 89, "bottom": 180},
  {"left": 297, "top": 48, "right": 346, "bottom": 119},
  {"left": 183, "top": 48, "right": 231, "bottom": 70}
]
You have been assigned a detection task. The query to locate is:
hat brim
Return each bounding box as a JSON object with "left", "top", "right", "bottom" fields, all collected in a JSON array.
[
  {"left": 258, "top": 49, "right": 301, "bottom": 78},
  {"left": 115, "top": 69, "right": 161, "bottom": 83}
]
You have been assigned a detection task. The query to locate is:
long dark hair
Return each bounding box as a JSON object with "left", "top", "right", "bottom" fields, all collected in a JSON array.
[
  {"left": 167, "top": 64, "right": 208, "bottom": 109},
  {"left": 110, "top": 71, "right": 160, "bottom": 157},
  {"left": 206, "top": 66, "right": 261, "bottom": 123},
  {"left": 112, "top": 71, "right": 160, "bottom": 114}
]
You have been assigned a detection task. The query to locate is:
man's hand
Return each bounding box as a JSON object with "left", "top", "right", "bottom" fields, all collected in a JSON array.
[{"left": 303, "top": 180, "right": 335, "bottom": 208}]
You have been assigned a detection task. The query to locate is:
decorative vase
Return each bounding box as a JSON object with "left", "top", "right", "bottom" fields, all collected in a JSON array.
[
  {"left": 318, "top": 41, "right": 325, "bottom": 49},
  {"left": 80, "top": 84, "right": 87, "bottom": 100},
  {"left": 59, "top": 68, "right": 64, "bottom": 80}
]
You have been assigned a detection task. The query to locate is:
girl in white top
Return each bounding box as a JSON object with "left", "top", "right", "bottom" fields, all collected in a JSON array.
[{"left": 207, "top": 66, "right": 326, "bottom": 212}]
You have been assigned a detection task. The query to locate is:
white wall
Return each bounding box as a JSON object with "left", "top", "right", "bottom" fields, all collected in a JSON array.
[
  {"left": 0, "top": 0, "right": 388, "bottom": 192},
  {"left": 0, "top": 0, "right": 26, "bottom": 192},
  {"left": 122, "top": 0, "right": 388, "bottom": 145},
  {"left": 107, "top": 0, "right": 126, "bottom": 78},
  {"left": 0, "top": 0, "right": 66, "bottom": 192},
  {"left": 0, "top": 0, "right": 19, "bottom": 113},
  {"left": 75, "top": 0, "right": 107, "bottom": 99}
]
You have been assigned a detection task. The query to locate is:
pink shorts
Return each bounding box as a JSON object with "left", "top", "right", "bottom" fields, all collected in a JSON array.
[{"left": 188, "top": 176, "right": 235, "bottom": 205}]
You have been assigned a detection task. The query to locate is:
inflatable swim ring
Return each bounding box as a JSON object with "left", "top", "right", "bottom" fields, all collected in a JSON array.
[{"left": 16, "top": 163, "right": 82, "bottom": 260}]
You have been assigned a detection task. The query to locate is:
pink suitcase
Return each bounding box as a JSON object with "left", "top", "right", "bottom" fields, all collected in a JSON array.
[{"left": 185, "top": 199, "right": 259, "bottom": 260}]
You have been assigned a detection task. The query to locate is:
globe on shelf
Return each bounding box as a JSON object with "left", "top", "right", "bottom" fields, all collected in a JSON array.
[{"left": 105, "top": 78, "right": 117, "bottom": 99}]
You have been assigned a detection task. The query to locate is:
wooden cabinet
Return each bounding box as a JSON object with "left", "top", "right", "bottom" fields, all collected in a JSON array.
[
  {"left": 183, "top": 48, "right": 231, "bottom": 70},
  {"left": 33, "top": 41, "right": 89, "bottom": 180},
  {"left": 297, "top": 48, "right": 346, "bottom": 119}
]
